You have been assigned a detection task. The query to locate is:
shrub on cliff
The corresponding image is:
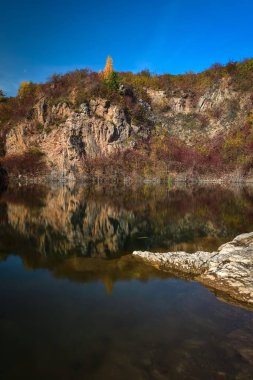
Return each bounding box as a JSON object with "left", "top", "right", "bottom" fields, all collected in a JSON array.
[
  {"left": 0, "top": 151, "right": 47, "bottom": 177},
  {"left": 0, "top": 90, "right": 6, "bottom": 103},
  {"left": 232, "top": 59, "right": 253, "bottom": 91},
  {"left": 18, "top": 81, "right": 36, "bottom": 98},
  {"left": 104, "top": 71, "right": 120, "bottom": 90},
  {"left": 0, "top": 163, "right": 8, "bottom": 192},
  {"left": 99, "top": 56, "right": 121, "bottom": 90},
  {"left": 0, "top": 82, "right": 38, "bottom": 124}
]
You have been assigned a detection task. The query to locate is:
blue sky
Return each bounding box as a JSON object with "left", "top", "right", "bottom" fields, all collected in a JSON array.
[{"left": 1, "top": 0, "right": 253, "bottom": 95}]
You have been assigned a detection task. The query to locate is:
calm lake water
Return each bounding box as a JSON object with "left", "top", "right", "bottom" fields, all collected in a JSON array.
[{"left": 0, "top": 183, "right": 253, "bottom": 379}]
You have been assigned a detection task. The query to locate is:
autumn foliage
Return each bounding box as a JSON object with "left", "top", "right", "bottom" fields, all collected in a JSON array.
[
  {"left": 0, "top": 151, "right": 47, "bottom": 176},
  {"left": 0, "top": 57, "right": 253, "bottom": 179},
  {"left": 18, "top": 81, "right": 35, "bottom": 98},
  {"left": 103, "top": 56, "right": 113, "bottom": 79}
]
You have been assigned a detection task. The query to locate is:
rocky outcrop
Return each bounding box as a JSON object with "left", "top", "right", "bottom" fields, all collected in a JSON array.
[
  {"left": 4, "top": 76, "right": 253, "bottom": 178},
  {"left": 5, "top": 98, "right": 134, "bottom": 178},
  {"left": 133, "top": 232, "right": 253, "bottom": 307},
  {"left": 148, "top": 78, "right": 252, "bottom": 145}
]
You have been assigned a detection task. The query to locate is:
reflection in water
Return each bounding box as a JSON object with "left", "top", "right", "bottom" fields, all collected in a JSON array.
[
  {"left": 1, "top": 183, "right": 253, "bottom": 286},
  {"left": 0, "top": 184, "right": 253, "bottom": 379},
  {"left": 1, "top": 184, "right": 253, "bottom": 260}
]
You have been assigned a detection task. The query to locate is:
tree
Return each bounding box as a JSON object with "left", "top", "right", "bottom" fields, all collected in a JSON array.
[
  {"left": 104, "top": 71, "right": 120, "bottom": 90},
  {"left": 18, "top": 81, "right": 34, "bottom": 98},
  {"left": 0, "top": 89, "right": 6, "bottom": 102},
  {"left": 103, "top": 56, "right": 113, "bottom": 79},
  {"left": 101, "top": 56, "right": 120, "bottom": 90},
  {"left": 139, "top": 69, "right": 151, "bottom": 77}
]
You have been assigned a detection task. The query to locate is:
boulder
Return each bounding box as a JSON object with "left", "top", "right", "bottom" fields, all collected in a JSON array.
[{"left": 133, "top": 232, "right": 253, "bottom": 308}]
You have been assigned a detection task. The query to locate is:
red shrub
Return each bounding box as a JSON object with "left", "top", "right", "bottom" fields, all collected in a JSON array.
[{"left": 0, "top": 152, "right": 47, "bottom": 176}]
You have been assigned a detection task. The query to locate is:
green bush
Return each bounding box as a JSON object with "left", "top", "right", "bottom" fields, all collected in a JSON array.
[{"left": 104, "top": 71, "right": 120, "bottom": 90}]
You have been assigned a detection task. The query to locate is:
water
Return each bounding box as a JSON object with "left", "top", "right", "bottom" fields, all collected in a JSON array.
[{"left": 0, "top": 183, "right": 253, "bottom": 379}]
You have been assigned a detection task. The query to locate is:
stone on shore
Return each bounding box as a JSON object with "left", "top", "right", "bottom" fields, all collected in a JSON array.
[{"left": 133, "top": 232, "right": 253, "bottom": 307}]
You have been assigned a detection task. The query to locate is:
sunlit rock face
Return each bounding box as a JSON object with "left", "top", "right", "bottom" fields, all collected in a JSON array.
[
  {"left": 147, "top": 78, "right": 252, "bottom": 145},
  {"left": 5, "top": 98, "right": 133, "bottom": 178},
  {"left": 5, "top": 76, "right": 252, "bottom": 178}
]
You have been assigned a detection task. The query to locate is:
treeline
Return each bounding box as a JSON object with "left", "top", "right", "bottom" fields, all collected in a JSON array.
[
  {"left": 121, "top": 58, "right": 253, "bottom": 93},
  {"left": 1, "top": 58, "right": 253, "bottom": 128}
]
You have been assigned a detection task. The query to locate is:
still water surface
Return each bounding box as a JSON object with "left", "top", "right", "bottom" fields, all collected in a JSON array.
[{"left": 0, "top": 184, "right": 253, "bottom": 379}]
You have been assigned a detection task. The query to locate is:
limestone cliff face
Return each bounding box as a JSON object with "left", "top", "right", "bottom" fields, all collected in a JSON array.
[
  {"left": 4, "top": 78, "right": 252, "bottom": 177},
  {"left": 6, "top": 98, "right": 134, "bottom": 178},
  {"left": 147, "top": 78, "right": 252, "bottom": 144}
]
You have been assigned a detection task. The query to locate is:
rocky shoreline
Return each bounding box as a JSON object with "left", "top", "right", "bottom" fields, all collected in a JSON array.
[
  {"left": 133, "top": 232, "right": 253, "bottom": 309},
  {"left": 5, "top": 171, "right": 253, "bottom": 186}
]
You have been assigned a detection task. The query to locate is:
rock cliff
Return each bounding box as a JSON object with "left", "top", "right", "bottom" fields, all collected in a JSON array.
[
  {"left": 2, "top": 65, "right": 253, "bottom": 179},
  {"left": 6, "top": 98, "right": 135, "bottom": 178},
  {"left": 148, "top": 77, "right": 252, "bottom": 145}
]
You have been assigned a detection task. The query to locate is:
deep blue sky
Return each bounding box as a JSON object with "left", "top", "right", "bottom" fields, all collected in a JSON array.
[{"left": 1, "top": 0, "right": 253, "bottom": 95}]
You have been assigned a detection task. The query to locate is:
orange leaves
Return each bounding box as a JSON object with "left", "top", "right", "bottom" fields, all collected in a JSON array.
[{"left": 103, "top": 56, "right": 113, "bottom": 80}]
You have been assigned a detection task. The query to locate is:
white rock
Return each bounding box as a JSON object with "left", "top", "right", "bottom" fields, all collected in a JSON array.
[{"left": 133, "top": 232, "right": 253, "bottom": 307}]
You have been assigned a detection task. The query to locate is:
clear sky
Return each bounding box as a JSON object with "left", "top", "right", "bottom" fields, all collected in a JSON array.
[{"left": 1, "top": 0, "right": 253, "bottom": 95}]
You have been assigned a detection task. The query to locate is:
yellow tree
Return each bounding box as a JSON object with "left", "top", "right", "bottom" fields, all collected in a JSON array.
[
  {"left": 103, "top": 56, "right": 113, "bottom": 79},
  {"left": 18, "top": 81, "right": 34, "bottom": 98}
]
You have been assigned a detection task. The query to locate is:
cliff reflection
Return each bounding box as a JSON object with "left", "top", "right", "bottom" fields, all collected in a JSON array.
[{"left": 1, "top": 183, "right": 253, "bottom": 287}]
